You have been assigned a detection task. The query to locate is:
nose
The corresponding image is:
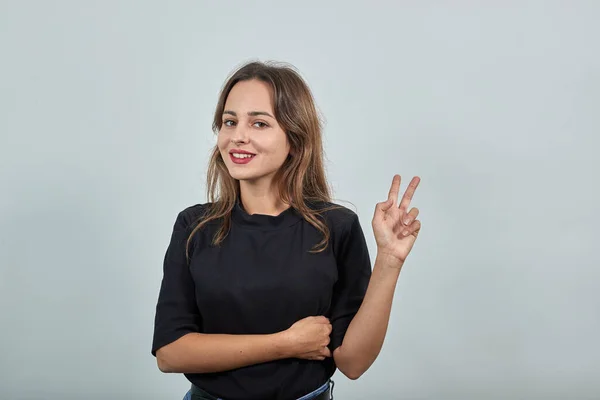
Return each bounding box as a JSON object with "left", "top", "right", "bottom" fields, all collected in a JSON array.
[{"left": 231, "top": 124, "right": 250, "bottom": 144}]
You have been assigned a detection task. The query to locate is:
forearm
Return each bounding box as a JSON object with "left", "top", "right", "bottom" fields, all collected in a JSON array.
[
  {"left": 334, "top": 253, "right": 402, "bottom": 379},
  {"left": 156, "top": 331, "right": 292, "bottom": 374}
]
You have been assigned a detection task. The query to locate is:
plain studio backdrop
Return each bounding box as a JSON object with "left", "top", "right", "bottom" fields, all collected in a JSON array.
[{"left": 1, "top": 1, "right": 598, "bottom": 399}]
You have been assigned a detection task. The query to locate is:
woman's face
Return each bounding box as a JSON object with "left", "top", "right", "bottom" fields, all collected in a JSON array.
[{"left": 217, "top": 79, "right": 291, "bottom": 185}]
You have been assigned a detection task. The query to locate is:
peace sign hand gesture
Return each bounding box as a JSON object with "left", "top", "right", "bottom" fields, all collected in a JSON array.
[{"left": 372, "top": 175, "right": 421, "bottom": 268}]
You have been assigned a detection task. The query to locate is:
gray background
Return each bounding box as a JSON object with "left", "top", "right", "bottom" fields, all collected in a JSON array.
[{"left": 1, "top": 1, "right": 599, "bottom": 399}]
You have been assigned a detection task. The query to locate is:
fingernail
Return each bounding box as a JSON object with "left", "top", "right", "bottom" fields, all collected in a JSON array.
[
  {"left": 403, "top": 230, "right": 409, "bottom": 236},
  {"left": 404, "top": 218, "right": 411, "bottom": 225}
]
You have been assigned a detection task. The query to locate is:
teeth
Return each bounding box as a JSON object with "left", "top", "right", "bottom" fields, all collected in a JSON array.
[{"left": 232, "top": 153, "right": 254, "bottom": 159}]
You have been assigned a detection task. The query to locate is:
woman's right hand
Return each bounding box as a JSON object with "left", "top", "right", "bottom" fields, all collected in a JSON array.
[{"left": 281, "top": 316, "right": 332, "bottom": 360}]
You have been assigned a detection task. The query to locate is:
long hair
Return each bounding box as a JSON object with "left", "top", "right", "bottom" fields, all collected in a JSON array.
[{"left": 186, "top": 60, "right": 340, "bottom": 259}]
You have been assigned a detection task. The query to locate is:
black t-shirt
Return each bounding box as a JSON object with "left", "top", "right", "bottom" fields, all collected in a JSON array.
[{"left": 151, "top": 199, "right": 372, "bottom": 400}]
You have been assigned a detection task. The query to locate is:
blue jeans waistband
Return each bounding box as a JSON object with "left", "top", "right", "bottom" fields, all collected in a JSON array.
[
  {"left": 186, "top": 379, "right": 334, "bottom": 400},
  {"left": 297, "top": 379, "right": 331, "bottom": 400}
]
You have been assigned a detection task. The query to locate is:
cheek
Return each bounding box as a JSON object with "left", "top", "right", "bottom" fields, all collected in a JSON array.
[
  {"left": 217, "top": 133, "right": 228, "bottom": 151},
  {"left": 270, "top": 133, "right": 290, "bottom": 157},
  {"left": 259, "top": 139, "right": 289, "bottom": 161},
  {"left": 280, "top": 138, "right": 291, "bottom": 159}
]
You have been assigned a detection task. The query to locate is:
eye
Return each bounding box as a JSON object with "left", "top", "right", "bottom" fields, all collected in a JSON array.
[
  {"left": 223, "top": 119, "right": 236, "bottom": 127},
  {"left": 253, "top": 121, "right": 269, "bottom": 128}
]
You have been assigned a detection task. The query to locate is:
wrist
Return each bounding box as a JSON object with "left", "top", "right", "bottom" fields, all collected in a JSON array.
[
  {"left": 375, "top": 251, "right": 405, "bottom": 270},
  {"left": 273, "top": 330, "right": 296, "bottom": 359}
]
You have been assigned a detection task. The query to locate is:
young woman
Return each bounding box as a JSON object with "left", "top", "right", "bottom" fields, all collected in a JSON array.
[{"left": 151, "top": 61, "right": 422, "bottom": 400}]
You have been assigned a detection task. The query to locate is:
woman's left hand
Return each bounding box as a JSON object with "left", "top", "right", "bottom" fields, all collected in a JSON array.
[{"left": 372, "top": 174, "right": 421, "bottom": 268}]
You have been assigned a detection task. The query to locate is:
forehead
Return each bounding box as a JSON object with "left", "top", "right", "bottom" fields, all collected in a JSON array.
[{"left": 224, "top": 80, "right": 274, "bottom": 111}]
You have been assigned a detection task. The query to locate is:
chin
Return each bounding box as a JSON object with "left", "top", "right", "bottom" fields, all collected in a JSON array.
[
  {"left": 226, "top": 168, "right": 260, "bottom": 182},
  {"left": 227, "top": 168, "right": 277, "bottom": 184}
]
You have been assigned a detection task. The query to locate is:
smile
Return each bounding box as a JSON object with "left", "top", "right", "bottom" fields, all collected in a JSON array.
[
  {"left": 230, "top": 152, "right": 256, "bottom": 164},
  {"left": 232, "top": 153, "right": 254, "bottom": 159}
]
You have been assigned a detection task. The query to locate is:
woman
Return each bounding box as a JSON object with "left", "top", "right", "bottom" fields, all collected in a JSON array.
[{"left": 151, "top": 61, "right": 422, "bottom": 400}]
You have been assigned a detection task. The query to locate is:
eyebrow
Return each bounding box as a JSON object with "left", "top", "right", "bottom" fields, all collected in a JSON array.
[{"left": 223, "top": 110, "right": 275, "bottom": 119}]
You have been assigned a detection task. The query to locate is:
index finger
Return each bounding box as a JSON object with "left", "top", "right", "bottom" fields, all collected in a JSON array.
[
  {"left": 399, "top": 176, "right": 420, "bottom": 212},
  {"left": 387, "top": 174, "right": 401, "bottom": 206}
]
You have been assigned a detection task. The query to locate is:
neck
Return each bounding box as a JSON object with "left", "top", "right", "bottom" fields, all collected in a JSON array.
[{"left": 239, "top": 179, "right": 290, "bottom": 216}]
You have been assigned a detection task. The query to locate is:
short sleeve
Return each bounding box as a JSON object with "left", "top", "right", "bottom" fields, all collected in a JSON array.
[
  {"left": 151, "top": 210, "right": 203, "bottom": 356},
  {"left": 329, "top": 212, "right": 372, "bottom": 351}
]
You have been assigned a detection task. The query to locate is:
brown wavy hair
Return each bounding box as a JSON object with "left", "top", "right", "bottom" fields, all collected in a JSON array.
[{"left": 186, "top": 60, "right": 340, "bottom": 259}]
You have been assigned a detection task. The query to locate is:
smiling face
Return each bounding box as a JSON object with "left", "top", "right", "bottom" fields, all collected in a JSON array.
[{"left": 217, "top": 79, "right": 291, "bottom": 185}]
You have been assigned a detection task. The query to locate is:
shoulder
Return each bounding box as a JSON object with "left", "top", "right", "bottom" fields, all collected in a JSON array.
[
  {"left": 308, "top": 201, "right": 362, "bottom": 234},
  {"left": 308, "top": 201, "right": 370, "bottom": 258},
  {"left": 172, "top": 202, "right": 215, "bottom": 231}
]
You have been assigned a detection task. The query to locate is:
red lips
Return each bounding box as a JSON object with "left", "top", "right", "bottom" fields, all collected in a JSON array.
[{"left": 229, "top": 149, "right": 256, "bottom": 164}]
